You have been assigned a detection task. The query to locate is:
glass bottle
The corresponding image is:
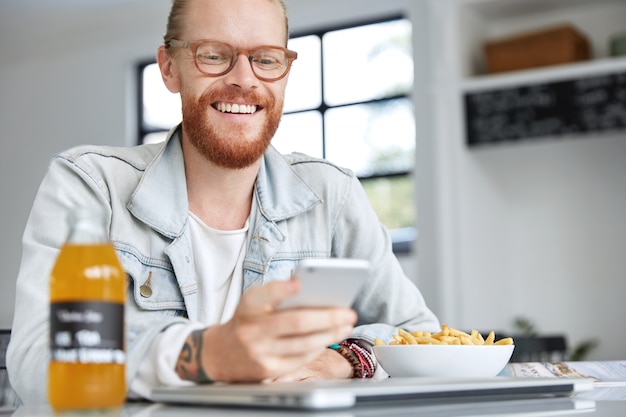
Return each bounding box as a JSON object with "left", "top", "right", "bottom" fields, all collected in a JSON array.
[{"left": 48, "top": 208, "right": 126, "bottom": 410}]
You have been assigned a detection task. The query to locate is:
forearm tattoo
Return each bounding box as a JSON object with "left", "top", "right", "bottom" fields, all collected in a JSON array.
[{"left": 175, "top": 329, "right": 213, "bottom": 383}]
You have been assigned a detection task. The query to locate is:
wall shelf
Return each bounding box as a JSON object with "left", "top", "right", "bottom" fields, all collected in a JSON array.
[
  {"left": 461, "top": 56, "right": 626, "bottom": 93},
  {"left": 456, "top": 0, "right": 626, "bottom": 78},
  {"left": 449, "top": 0, "right": 626, "bottom": 146}
]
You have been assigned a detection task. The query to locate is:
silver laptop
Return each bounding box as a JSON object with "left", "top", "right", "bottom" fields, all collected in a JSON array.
[
  {"left": 142, "top": 398, "right": 598, "bottom": 417},
  {"left": 150, "top": 377, "right": 594, "bottom": 410}
]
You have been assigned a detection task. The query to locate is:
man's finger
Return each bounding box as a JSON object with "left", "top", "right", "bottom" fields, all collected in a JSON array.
[
  {"left": 238, "top": 279, "right": 300, "bottom": 315},
  {"left": 271, "top": 308, "right": 357, "bottom": 337},
  {"left": 270, "top": 324, "right": 355, "bottom": 356}
]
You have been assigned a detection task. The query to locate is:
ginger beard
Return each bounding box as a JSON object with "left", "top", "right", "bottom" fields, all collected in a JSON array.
[{"left": 182, "top": 86, "right": 283, "bottom": 169}]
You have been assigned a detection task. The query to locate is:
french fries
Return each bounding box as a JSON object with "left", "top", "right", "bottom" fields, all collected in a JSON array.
[{"left": 374, "top": 324, "right": 514, "bottom": 346}]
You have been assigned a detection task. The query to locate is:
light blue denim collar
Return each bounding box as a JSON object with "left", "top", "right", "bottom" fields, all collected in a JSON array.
[{"left": 128, "top": 126, "right": 321, "bottom": 238}]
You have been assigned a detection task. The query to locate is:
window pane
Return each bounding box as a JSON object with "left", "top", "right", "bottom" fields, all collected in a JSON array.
[
  {"left": 142, "top": 63, "right": 181, "bottom": 130},
  {"left": 361, "top": 176, "right": 415, "bottom": 230},
  {"left": 272, "top": 111, "right": 323, "bottom": 158},
  {"left": 323, "top": 19, "right": 413, "bottom": 106},
  {"left": 325, "top": 98, "right": 414, "bottom": 177},
  {"left": 284, "top": 36, "right": 322, "bottom": 113}
]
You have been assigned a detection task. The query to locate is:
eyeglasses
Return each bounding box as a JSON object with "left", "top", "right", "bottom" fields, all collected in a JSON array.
[{"left": 166, "top": 39, "right": 298, "bottom": 82}]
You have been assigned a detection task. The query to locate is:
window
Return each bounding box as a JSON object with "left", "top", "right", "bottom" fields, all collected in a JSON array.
[{"left": 137, "top": 16, "right": 416, "bottom": 250}]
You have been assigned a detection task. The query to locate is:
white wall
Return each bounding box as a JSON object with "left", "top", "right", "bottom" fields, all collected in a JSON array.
[
  {"left": 0, "top": 0, "right": 624, "bottom": 361},
  {"left": 456, "top": 135, "right": 626, "bottom": 360}
]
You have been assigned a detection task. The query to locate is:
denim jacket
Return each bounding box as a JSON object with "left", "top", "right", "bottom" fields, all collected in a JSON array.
[{"left": 7, "top": 127, "right": 439, "bottom": 404}]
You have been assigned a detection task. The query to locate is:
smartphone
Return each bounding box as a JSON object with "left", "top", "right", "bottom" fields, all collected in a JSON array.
[{"left": 277, "top": 258, "right": 371, "bottom": 310}]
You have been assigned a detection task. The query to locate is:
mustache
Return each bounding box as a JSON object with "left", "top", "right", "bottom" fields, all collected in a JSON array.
[{"left": 199, "top": 86, "right": 273, "bottom": 108}]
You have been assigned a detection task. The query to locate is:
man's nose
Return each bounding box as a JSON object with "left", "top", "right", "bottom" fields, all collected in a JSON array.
[{"left": 223, "top": 54, "right": 259, "bottom": 89}]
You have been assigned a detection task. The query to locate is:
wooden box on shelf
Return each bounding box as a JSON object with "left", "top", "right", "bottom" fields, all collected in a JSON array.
[{"left": 484, "top": 24, "right": 591, "bottom": 74}]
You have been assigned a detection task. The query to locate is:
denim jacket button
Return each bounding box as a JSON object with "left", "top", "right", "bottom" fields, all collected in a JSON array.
[{"left": 140, "top": 285, "right": 152, "bottom": 298}]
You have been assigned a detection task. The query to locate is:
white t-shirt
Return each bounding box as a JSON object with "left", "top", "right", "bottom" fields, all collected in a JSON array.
[
  {"left": 189, "top": 212, "right": 248, "bottom": 325},
  {"left": 130, "top": 213, "right": 248, "bottom": 398}
]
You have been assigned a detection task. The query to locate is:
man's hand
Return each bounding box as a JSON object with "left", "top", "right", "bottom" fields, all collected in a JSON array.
[
  {"left": 175, "top": 279, "right": 357, "bottom": 383},
  {"left": 264, "top": 347, "right": 353, "bottom": 382}
]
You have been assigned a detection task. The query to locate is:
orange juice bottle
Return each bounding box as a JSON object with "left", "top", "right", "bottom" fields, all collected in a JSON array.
[{"left": 48, "top": 208, "right": 126, "bottom": 411}]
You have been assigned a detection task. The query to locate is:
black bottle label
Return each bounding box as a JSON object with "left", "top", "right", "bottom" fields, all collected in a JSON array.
[{"left": 50, "top": 301, "right": 125, "bottom": 364}]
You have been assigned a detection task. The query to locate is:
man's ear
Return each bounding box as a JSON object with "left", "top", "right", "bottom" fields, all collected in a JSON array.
[{"left": 157, "top": 46, "right": 181, "bottom": 93}]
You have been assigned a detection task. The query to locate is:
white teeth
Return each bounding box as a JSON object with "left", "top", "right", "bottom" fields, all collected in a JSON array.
[{"left": 216, "top": 102, "right": 257, "bottom": 114}]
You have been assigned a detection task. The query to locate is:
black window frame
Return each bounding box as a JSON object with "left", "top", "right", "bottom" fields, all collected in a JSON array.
[{"left": 285, "top": 14, "right": 411, "bottom": 182}]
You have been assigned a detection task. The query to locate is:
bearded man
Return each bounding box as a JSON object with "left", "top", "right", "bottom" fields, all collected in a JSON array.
[{"left": 7, "top": 0, "right": 439, "bottom": 405}]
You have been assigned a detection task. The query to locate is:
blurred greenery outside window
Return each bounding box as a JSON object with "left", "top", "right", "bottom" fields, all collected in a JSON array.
[{"left": 138, "top": 16, "right": 416, "bottom": 253}]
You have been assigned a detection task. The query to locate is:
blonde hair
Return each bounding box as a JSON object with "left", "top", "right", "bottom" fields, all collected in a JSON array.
[{"left": 163, "top": 0, "right": 289, "bottom": 51}]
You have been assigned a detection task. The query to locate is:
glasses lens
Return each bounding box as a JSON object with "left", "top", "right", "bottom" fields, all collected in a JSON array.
[
  {"left": 195, "top": 42, "right": 234, "bottom": 74},
  {"left": 251, "top": 48, "right": 290, "bottom": 80}
]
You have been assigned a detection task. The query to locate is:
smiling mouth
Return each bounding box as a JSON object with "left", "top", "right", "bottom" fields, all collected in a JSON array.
[{"left": 214, "top": 102, "right": 259, "bottom": 114}]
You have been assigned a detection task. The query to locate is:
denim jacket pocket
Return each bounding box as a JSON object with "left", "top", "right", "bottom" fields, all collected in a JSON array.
[{"left": 118, "top": 250, "right": 186, "bottom": 313}]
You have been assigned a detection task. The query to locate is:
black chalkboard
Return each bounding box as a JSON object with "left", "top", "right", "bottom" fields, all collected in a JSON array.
[{"left": 464, "top": 70, "right": 626, "bottom": 146}]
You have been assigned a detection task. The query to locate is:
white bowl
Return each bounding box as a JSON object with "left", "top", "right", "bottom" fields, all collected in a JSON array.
[{"left": 373, "top": 344, "right": 515, "bottom": 378}]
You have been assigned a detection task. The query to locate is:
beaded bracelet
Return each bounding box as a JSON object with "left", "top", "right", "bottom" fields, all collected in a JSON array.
[{"left": 329, "top": 339, "right": 377, "bottom": 379}]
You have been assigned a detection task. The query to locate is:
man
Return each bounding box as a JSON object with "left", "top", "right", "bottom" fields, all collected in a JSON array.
[{"left": 7, "top": 0, "right": 439, "bottom": 404}]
